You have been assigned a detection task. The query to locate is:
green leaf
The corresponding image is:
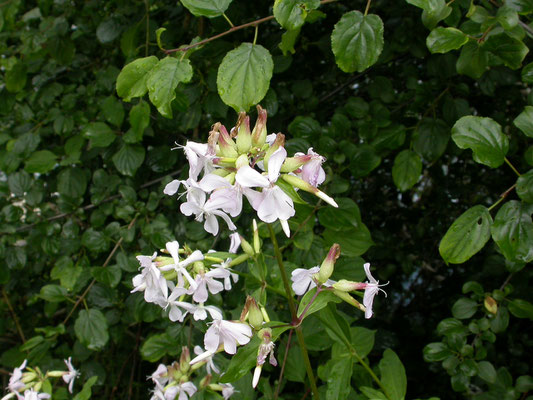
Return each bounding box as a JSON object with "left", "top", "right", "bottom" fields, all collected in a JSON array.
[
  {"left": 155, "top": 27, "right": 166, "bottom": 50},
  {"left": 412, "top": 118, "right": 449, "bottom": 162},
  {"left": 360, "top": 387, "right": 388, "bottom": 400},
  {"left": 5, "top": 61, "right": 27, "bottom": 93},
  {"left": 324, "top": 226, "right": 373, "bottom": 257},
  {"left": 96, "top": 18, "right": 121, "bottom": 44},
  {"left": 57, "top": 168, "right": 87, "bottom": 198},
  {"left": 406, "top": 0, "right": 451, "bottom": 29},
  {"left": 484, "top": 33, "right": 529, "bottom": 70},
  {"left": 427, "top": 27, "right": 469, "bottom": 53},
  {"left": 72, "top": 376, "right": 98, "bottom": 400},
  {"left": 517, "top": 169, "right": 533, "bottom": 203},
  {"left": 39, "top": 284, "right": 68, "bottom": 302},
  {"left": 379, "top": 349, "right": 407, "bottom": 400},
  {"left": 349, "top": 145, "right": 381, "bottom": 178},
  {"left": 457, "top": 41, "right": 489, "bottom": 79},
  {"left": 423, "top": 342, "right": 452, "bottom": 362},
  {"left": 83, "top": 122, "right": 116, "bottom": 148},
  {"left": 318, "top": 197, "right": 363, "bottom": 231},
  {"left": 8, "top": 170, "right": 32, "bottom": 196},
  {"left": 451, "top": 116, "right": 509, "bottom": 168},
  {"left": 326, "top": 357, "right": 353, "bottom": 400},
  {"left": 522, "top": 62, "right": 533, "bottom": 83},
  {"left": 513, "top": 106, "right": 533, "bottom": 138},
  {"left": 141, "top": 333, "right": 175, "bottom": 362},
  {"left": 497, "top": 6, "right": 519, "bottom": 30},
  {"left": 24, "top": 150, "right": 57, "bottom": 173},
  {"left": 516, "top": 375, "right": 533, "bottom": 392},
  {"left": 508, "top": 299, "right": 533, "bottom": 320},
  {"left": 392, "top": 150, "right": 422, "bottom": 191},
  {"left": 297, "top": 288, "right": 342, "bottom": 319},
  {"left": 439, "top": 205, "right": 493, "bottom": 264},
  {"left": 146, "top": 57, "right": 193, "bottom": 118},
  {"left": 220, "top": 336, "right": 260, "bottom": 383},
  {"left": 273, "top": 0, "right": 320, "bottom": 30},
  {"left": 74, "top": 309, "right": 109, "bottom": 350},
  {"left": 331, "top": 11, "right": 384, "bottom": 73},
  {"left": 279, "top": 28, "right": 300, "bottom": 55},
  {"left": 478, "top": 361, "right": 497, "bottom": 383},
  {"left": 506, "top": 0, "right": 533, "bottom": 14},
  {"left": 82, "top": 229, "right": 109, "bottom": 253},
  {"left": 318, "top": 304, "right": 351, "bottom": 348},
  {"left": 351, "top": 327, "right": 376, "bottom": 358},
  {"left": 91, "top": 266, "right": 122, "bottom": 288},
  {"left": 452, "top": 298, "right": 478, "bottom": 319},
  {"left": 491, "top": 200, "right": 533, "bottom": 262},
  {"left": 217, "top": 43, "right": 274, "bottom": 112},
  {"left": 112, "top": 144, "right": 145, "bottom": 176},
  {"left": 180, "top": 0, "right": 232, "bottom": 18},
  {"left": 116, "top": 56, "right": 159, "bottom": 102},
  {"left": 100, "top": 96, "right": 124, "bottom": 128},
  {"left": 124, "top": 101, "right": 150, "bottom": 143}
]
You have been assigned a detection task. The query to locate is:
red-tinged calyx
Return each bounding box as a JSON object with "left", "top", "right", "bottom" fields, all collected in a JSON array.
[
  {"left": 252, "top": 105, "right": 268, "bottom": 147},
  {"left": 280, "top": 174, "right": 338, "bottom": 208},
  {"left": 216, "top": 123, "right": 238, "bottom": 158},
  {"left": 280, "top": 154, "right": 312, "bottom": 173},
  {"left": 332, "top": 279, "right": 367, "bottom": 292},
  {"left": 264, "top": 133, "right": 285, "bottom": 167},
  {"left": 317, "top": 243, "right": 340, "bottom": 283}
]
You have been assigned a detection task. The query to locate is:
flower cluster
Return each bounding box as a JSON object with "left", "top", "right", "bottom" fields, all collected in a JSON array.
[
  {"left": 290, "top": 244, "right": 388, "bottom": 319},
  {"left": 149, "top": 348, "right": 235, "bottom": 400},
  {"left": 2, "top": 358, "right": 79, "bottom": 400},
  {"left": 164, "top": 106, "right": 338, "bottom": 237},
  {"left": 132, "top": 235, "right": 243, "bottom": 323}
]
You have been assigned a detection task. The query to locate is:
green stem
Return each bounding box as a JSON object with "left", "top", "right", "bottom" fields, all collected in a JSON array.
[
  {"left": 253, "top": 24, "right": 258, "bottom": 45},
  {"left": 222, "top": 12, "right": 234, "bottom": 27},
  {"left": 488, "top": 196, "right": 505, "bottom": 212},
  {"left": 504, "top": 157, "right": 521, "bottom": 177},
  {"left": 352, "top": 349, "right": 392, "bottom": 400},
  {"left": 268, "top": 224, "right": 319, "bottom": 399},
  {"left": 364, "top": 0, "right": 372, "bottom": 15}
]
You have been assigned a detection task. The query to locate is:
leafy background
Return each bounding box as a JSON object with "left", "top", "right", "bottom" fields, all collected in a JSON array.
[{"left": 1, "top": 0, "right": 532, "bottom": 399}]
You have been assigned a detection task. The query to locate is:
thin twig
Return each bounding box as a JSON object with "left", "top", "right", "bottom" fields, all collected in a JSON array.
[
  {"left": 62, "top": 216, "right": 138, "bottom": 325},
  {"left": 1, "top": 287, "right": 26, "bottom": 343},
  {"left": 519, "top": 20, "right": 533, "bottom": 37},
  {"left": 164, "top": 0, "right": 339, "bottom": 54}
]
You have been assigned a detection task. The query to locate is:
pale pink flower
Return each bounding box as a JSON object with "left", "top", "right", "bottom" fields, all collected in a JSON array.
[
  {"left": 190, "top": 267, "right": 230, "bottom": 303},
  {"left": 62, "top": 357, "right": 79, "bottom": 393},
  {"left": 163, "top": 381, "right": 197, "bottom": 400},
  {"left": 298, "top": 148, "right": 326, "bottom": 187},
  {"left": 193, "top": 345, "right": 219, "bottom": 374},
  {"left": 362, "top": 263, "right": 388, "bottom": 319},
  {"left": 8, "top": 359, "right": 27, "bottom": 393},
  {"left": 204, "top": 319, "right": 252, "bottom": 355}
]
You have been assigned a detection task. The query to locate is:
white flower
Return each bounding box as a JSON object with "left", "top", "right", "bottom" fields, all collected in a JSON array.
[
  {"left": 204, "top": 319, "right": 252, "bottom": 355},
  {"left": 8, "top": 359, "right": 27, "bottom": 393},
  {"left": 362, "top": 263, "right": 388, "bottom": 319},
  {"left": 159, "top": 241, "right": 200, "bottom": 290},
  {"left": 163, "top": 381, "right": 197, "bottom": 400},
  {"left": 199, "top": 174, "right": 243, "bottom": 218},
  {"left": 298, "top": 148, "right": 326, "bottom": 187},
  {"left": 236, "top": 147, "right": 295, "bottom": 225},
  {"left": 228, "top": 232, "right": 241, "bottom": 254},
  {"left": 180, "top": 180, "right": 237, "bottom": 236},
  {"left": 190, "top": 267, "right": 230, "bottom": 303},
  {"left": 193, "top": 345, "right": 219, "bottom": 374},
  {"left": 290, "top": 267, "right": 320, "bottom": 295},
  {"left": 221, "top": 383, "right": 236, "bottom": 399},
  {"left": 180, "top": 141, "right": 216, "bottom": 181},
  {"left": 62, "top": 357, "right": 79, "bottom": 393},
  {"left": 131, "top": 252, "right": 169, "bottom": 307},
  {"left": 148, "top": 364, "right": 169, "bottom": 390},
  {"left": 22, "top": 390, "right": 50, "bottom": 400}
]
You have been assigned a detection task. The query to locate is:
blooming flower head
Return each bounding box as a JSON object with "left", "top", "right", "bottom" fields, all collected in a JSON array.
[
  {"left": 163, "top": 381, "right": 197, "bottom": 400},
  {"left": 62, "top": 357, "right": 79, "bottom": 393},
  {"left": 22, "top": 390, "right": 50, "bottom": 400},
  {"left": 204, "top": 319, "right": 252, "bottom": 355},
  {"left": 8, "top": 359, "right": 27, "bottom": 393},
  {"left": 362, "top": 263, "right": 388, "bottom": 319}
]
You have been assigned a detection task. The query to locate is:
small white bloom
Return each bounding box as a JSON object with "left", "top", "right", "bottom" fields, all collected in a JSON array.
[
  {"left": 132, "top": 252, "right": 169, "bottom": 307},
  {"left": 290, "top": 267, "right": 320, "bottom": 295},
  {"left": 148, "top": 364, "right": 168, "bottom": 390},
  {"left": 8, "top": 359, "right": 27, "bottom": 393},
  {"left": 62, "top": 357, "right": 79, "bottom": 393},
  {"left": 190, "top": 267, "right": 230, "bottom": 303},
  {"left": 362, "top": 263, "right": 388, "bottom": 319},
  {"left": 221, "top": 383, "right": 236, "bottom": 399},
  {"left": 204, "top": 319, "right": 252, "bottom": 355},
  {"left": 22, "top": 390, "right": 50, "bottom": 400},
  {"left": 159, "top": 241, "right": 200, "bottom": 290},
  {"left": 164, "top": 381, "right": 197, "bottom": 400},
  {"left": 193, "top": 345, "right": 219, "bottom": 374},
  {"left": 299, "top": 148, "right": 326, "bottom": 187}
]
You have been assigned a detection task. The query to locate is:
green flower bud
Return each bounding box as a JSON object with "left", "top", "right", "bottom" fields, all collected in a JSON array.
[
  {"left": 252, "top": 105, "right": 268, "bottom": 147},
  {"left": 317, "top": 243, "right": 340, "bottom": 284},
  {"left": 236, "top": 112, "right": 252, "bottom": 154}
]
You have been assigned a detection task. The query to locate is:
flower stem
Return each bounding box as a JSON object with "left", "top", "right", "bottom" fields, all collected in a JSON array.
[
  {"left": 268, "top": 223, "right": 320, "bottom": 399},
  {"left": 504, "top": 157, "right": 521, "bottom": 177}
]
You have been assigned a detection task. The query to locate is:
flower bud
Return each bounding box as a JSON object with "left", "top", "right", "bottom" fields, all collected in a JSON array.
[
  {"left": 208, "top": 383, "right": 224, "bottom": 391},
  {"left": 484, "top": 296, "right": 498, "bottom": 315},
  {"left": 193, "top": 261, "right": 205, "bottom": 274},
  {"left": 242, "top": 296, "right": 264, "bottom": 329},
  {"left": 224, "top": 171, "right": 236, "bottom": 185},
  {"left": 280, "top": 155, "right": 312, "bottom": 173},
  {"left": 229, "top": 253, "right": 250, "bottom": 267},
  {"left": 332, "top": 279, "right": 366, "bottom": 292},
  {"left": 252, "top": 105, "right": 268, "bottom": 147},
  {"left": 281, "top": 174, "right": 338, "bottom": 208},
  {"left": 216, "top": 124, "right": 239, "bottom": 158},
  {"left": 236, "top": 113, "right": 252, "bottom": 154},
  {"left": 200, "top": 374, "right": 212, "bottom": 389},
  {"left": 46, "top": 371, "right": 65, "bottom": 378},
  {"left": 240, "top": 236, "right": 255, "bottom": 257},
  {"left": 332, "top": 289, "right": 366, "bottom": 312},
  {"left": 253, "top": 219, "right": 261, "bottom": 254},
  {"left": 180, "top": 347, "right": 190, "bottom": 373},
  {"left": 252, "top": 365, "right": 262, "bottom": 388},
  {"left": 316, "top": 243, "right": 340, "bottom": 284}
]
